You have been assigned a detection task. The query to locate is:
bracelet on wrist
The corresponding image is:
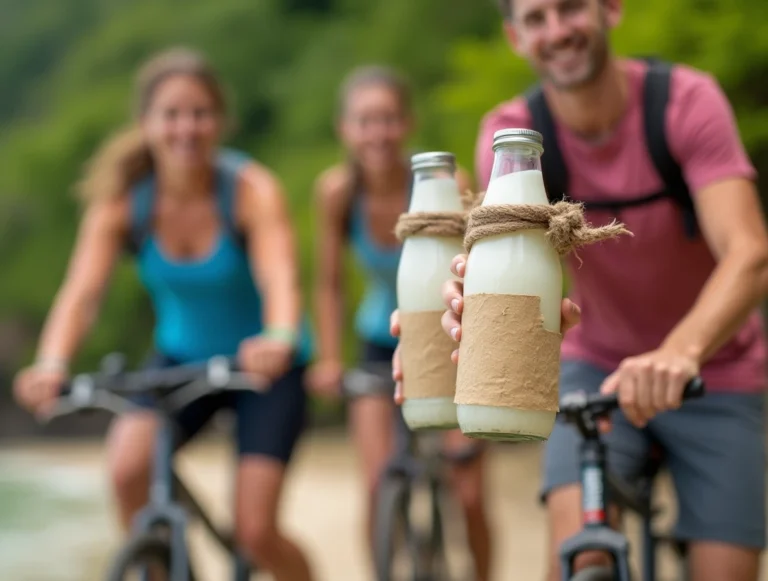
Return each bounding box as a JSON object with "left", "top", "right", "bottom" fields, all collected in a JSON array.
[
  {"left": 261, "top": 326, "right": 298, "bottom": 346},
  {"left": 34, "top": 357, "right": 69, "bottom": 374}
]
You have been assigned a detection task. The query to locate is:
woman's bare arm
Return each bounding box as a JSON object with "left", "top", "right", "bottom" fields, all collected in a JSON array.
[{"left": 35, "top": 197, "right": 127, "bottom": 369}]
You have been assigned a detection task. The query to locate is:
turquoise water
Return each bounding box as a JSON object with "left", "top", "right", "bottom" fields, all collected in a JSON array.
[{"left": 0, "top": 451, "right": 114, "bottom": 581}]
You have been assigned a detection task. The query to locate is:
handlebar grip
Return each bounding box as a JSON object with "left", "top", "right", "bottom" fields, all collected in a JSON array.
[
  {"left": 593, "top": 376, "right": 705, "bottom": 411},
  {"left": 683, "top": 376, "right": 705, "bottom": 400}
]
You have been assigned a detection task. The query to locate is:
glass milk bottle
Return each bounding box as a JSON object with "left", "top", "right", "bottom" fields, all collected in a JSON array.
[
  {"left": 396, "top": 152, "right": 466, "bottom": 430},
  {"left": 457, "top": 129, "right": 563, "bottom": 441}
]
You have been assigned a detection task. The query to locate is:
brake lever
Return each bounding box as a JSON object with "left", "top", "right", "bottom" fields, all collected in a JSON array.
[
  {"left": 40, "top": 375, "right": 139, "bottom": 422},
  {"left": 163, "top": 373, "right": 271, "bottom": 413}
]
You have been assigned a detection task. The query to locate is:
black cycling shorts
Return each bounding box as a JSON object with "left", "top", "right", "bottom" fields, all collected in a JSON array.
[{"left": 133, "top": 352, "right": 308, "bottom": 464}]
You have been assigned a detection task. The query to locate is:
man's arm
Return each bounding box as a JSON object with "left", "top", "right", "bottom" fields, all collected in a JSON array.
[
  {"left": 661, "top": 70, "right": 768, "bottom": 363},
  {"left": 661, "top": 177, "right": 768, "bottom": 363},
  {"left": 602, "top": 70, "right": 768, "bottom": 427}
]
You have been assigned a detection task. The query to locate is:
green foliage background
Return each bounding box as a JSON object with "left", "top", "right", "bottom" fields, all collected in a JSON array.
[{"left": 1, "top": 0, "right": 766, "bottom": 418}]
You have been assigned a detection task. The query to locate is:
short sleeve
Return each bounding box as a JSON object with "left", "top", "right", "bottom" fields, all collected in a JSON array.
[{"left": 667, "top": 68, "right": 757, "bottom": 194}]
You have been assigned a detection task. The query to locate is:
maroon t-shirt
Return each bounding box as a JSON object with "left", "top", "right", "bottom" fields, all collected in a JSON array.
[{"left": 475, "top": 59, "right": 767, "bottom": 393}]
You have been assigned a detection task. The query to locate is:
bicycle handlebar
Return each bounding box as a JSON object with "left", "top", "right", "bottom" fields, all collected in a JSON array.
[
  {"left": 559, "top": 376, "right": 705, "bottom": 436},
  {"left": 42, "top": 354, "right": 270, "bottom": 423}
]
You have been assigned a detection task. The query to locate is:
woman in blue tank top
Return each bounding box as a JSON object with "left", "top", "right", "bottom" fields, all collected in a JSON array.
[
  {"left": 13, "top": 48, "right": 314, "bottom": 580},
  {"left": 308, "top": 65, "right": 493, "bottom": 580}
]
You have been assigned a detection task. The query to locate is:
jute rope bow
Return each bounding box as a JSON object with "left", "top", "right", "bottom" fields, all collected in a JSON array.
[{"left": 463, "top": 200, "right": 632, "bottom": 258}]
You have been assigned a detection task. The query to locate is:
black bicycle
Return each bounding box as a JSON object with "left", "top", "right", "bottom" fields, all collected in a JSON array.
[
  {"left": 41, "top": 353, "right": 267, "bottom": 581},
  {"left": 342, "top": 363, "right": 483, "bottom": 581},
  {"left": 557, "top": 377, "right": 706, "bottom": 581}
]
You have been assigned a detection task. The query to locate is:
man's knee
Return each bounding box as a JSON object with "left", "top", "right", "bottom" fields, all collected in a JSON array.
[{"left": 687, "top": 541, "right": 762, "bottom": 581}]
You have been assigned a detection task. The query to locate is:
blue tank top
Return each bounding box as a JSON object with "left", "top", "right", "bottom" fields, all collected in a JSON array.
[
  {"left": 130, "top": 148, "right": 314, "bottom": 365},
  {"left": 347, "top": 171, "right": 411, "bottom": 349}
]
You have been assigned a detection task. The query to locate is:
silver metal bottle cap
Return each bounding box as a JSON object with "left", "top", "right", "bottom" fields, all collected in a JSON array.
[
  {"left": 411, "top": 151, "right": 456, "bottom": 172},
  {"left": 492, "top": 128, "right": 544, "bottom": 153}
]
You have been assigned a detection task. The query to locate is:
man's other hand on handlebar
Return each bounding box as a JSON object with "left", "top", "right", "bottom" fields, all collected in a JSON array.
[{"left": 388, "top": 252, "right": 699, "bottom": 428}]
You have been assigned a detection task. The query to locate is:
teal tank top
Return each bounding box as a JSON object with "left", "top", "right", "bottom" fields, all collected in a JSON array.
[
  {"left": 347, "top": 169, "right": 411, "bottom": 349},
  {"left": 130, "top": 148, "right": 314, "bottom": 365}
]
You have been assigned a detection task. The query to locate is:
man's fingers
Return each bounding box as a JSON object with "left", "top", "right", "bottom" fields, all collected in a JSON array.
[
  {"left": 392, "top": 345, "right": 402, "bottom": 381},
  {"left": 441, "top": 309, "right": 462, "bottom": 342},
  {"left": 441, "top": 279, "right": 464, "bottom": 311},
  {"left": 394, "top": 381, "right": 404, "bottom": 406},
  {"left": 635, "top": 361, "right": 655, "bottom": 422},
  {"left": 619, "top": 375, "right": 646, "bottom": 428},
  {"left": 390, "top": 309, "right": 401, "bottom": 338},
  {"left": 560, "top": 299, "right": 581, "bottom": 333},
  {"left": 450, "top": 254, "right": 468, "bottom": 278}
]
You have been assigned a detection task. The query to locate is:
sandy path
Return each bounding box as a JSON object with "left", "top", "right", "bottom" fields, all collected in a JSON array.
[{"left": 1, "top": 430, "right": 761, "bottom": 581}]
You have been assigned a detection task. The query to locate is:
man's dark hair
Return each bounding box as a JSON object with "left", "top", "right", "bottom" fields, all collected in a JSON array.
[{"left": 496, "top": 0, "right": 513, "bottom": 19}]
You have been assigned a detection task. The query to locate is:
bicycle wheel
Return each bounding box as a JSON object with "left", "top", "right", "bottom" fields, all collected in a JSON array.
[
  {"left": 569, "top": 565, "right": 615, "bottom": 581},
  {"left": 105, "top": 534, "right": 175, "bottom": 581},
  {"left": 373, "top": 475, "right": 417, "bottom": 581}
]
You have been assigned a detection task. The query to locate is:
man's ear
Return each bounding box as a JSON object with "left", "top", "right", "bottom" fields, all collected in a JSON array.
[
  {"left": 503, "top": 21, "right": 525, "bottom": 57},
  {"left": 602, "top": 0, "right": 623, "bottom": 29}
]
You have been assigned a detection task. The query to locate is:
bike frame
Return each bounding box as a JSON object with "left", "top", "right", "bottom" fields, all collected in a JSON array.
[{"left": 132, "top": 401, "right": 252, "bottom": 581}]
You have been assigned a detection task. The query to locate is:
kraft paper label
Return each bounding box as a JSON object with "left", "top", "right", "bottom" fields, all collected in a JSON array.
[
  {"left": 454, "top": 294, "right": 561, "bottom": 412},
  {"left": 399, "top": 310, "right": 458, "bottom": 399}
]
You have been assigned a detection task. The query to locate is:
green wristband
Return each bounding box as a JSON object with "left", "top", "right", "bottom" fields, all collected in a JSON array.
[{"left": 261, "top": 327, "right": 298, "bottom": 346}]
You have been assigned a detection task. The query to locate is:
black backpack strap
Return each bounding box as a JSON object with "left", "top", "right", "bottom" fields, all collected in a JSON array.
[
  {"left": 642, "top": 59, "right": 699, "bottom": 238},
  {"left": 525, "top": 85, "right": 569, "bottom": 203},
  {"left": 125, "top": 175, "right": 156, "bottom": 255}
]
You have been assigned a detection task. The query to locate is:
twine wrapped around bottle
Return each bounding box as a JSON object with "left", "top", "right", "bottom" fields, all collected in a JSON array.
[
  {"left": 393, "top": 192, "right": 478, "bottom": 242},
  {"left": 464, "top": 200, "right": 632, "bottom": 257},
  {"left": 454, "top": 196, "right": 633, "bottom": 418}
]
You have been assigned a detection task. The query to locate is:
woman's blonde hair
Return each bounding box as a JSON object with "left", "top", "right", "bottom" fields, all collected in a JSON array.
[{"left": 76, "top": 47, "right": 228, "bottom": 203}]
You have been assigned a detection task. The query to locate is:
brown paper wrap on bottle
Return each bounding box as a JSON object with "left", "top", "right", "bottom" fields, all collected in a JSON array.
[
  {"left": 454, "top": 294, "right": 561, "bottom": 412},
  {"left": 399, "top": 310, "right": 458, "bottom": 399}
]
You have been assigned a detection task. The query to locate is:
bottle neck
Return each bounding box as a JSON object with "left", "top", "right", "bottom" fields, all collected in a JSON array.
[
  {"left": 484, "top": 145, "right": 547, "bottom": 206},
  {"left": 408, "top": 166, "right": 464, "bottom": 213},
  {"left": 490, "top": 145, "right": 543, "bottom": 179}
]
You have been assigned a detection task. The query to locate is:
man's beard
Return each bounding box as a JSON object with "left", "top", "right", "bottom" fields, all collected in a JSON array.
[{"left": 534, "top": 28, "right": 611, "bottom": 91}]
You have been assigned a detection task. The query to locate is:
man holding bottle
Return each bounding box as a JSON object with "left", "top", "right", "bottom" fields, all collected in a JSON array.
[{"left": 390, "top": 0, "right": 768, "bottom": 579}]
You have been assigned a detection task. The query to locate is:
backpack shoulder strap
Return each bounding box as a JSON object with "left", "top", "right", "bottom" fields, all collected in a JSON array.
[
  {"left": 215, "top": 148, "right": 251, "bottom": 249},
  {"left": 642, "top": 58, "right": 699, "bottom": 238},
  {"left": 524, "top": 85, "right": 569, "bottom": 203},
  {"left": 125, "top": 175, "right": 156, "bottom": 255}
]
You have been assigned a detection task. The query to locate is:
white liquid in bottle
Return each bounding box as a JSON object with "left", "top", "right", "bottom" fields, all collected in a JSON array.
[
  {"left": 457, "top": 130, "right": 562, "bottom": 441},
  {"left": 397, "top": 153, "right": 466, "bottom": 429}
]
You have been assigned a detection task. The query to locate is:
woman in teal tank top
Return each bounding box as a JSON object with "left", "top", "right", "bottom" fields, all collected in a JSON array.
[
  {"left": 308, "top": 65, "right": 494, "bottom": 580},
  {"left": 13, "top": 48, "right": 314, "bottom": 581}
]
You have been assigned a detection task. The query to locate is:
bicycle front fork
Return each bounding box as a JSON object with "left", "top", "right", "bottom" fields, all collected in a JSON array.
[{"left": 559, "top": 438, "right": 632, "bottom": 581}]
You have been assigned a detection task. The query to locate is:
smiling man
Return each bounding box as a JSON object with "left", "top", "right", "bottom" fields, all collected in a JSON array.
[
  {"left": 472, "top": 0, "right": 768, "bottom": 580},
  {"left": 391, "top": 0, "right": 768, "bottom": 579}
]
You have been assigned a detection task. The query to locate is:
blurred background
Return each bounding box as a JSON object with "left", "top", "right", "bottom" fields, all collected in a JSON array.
[{"left": 1, "top": 0, "right": 767, "bottom": 579}]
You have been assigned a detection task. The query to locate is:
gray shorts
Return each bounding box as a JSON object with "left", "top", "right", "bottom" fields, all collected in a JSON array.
[{"left": 543, "top": 359, "right": 767, "bottom": 550}]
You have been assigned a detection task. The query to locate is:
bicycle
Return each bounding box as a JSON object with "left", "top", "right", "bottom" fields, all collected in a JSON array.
[
  {"left": 342, "top": 363, "right": 484, "bottom": 581},
  {"left": 41, "top": 352, "right": 268, "bottom": 581},
  {"left": 556, "top": 377, "right": 706, "bottom": 581}
]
